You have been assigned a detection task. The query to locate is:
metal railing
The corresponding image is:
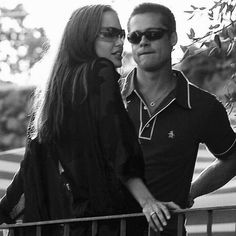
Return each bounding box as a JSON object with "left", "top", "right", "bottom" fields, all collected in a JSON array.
[{"left": 1, "top": 205, "right": 236, "bottom": 236}]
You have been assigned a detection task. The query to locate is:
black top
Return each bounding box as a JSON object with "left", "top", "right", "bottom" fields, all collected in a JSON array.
[
  {"left": 121, "top": 68, "right": 236, "bottom": 233},
  {"left": 121, "top": 68, "right": 236, "bottom": 208},
  {"left": 0, "top": 58, "right": 144, "bottom": 227}
]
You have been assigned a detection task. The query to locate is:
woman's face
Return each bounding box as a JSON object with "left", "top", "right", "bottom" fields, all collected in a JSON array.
[{"left": 95, "top": 11, "right": 125, "bottom": 68}]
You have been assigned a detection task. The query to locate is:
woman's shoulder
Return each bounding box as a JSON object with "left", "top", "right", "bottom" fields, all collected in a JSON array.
[
  {"left": 90, "top": 58, "right": 120, "bottom": 83},
  {"left": 93, "top": 57, "right": 115, "bottom": 68},
  {"left": 92, "top": 58, "right": 116, "bottom": 74}
]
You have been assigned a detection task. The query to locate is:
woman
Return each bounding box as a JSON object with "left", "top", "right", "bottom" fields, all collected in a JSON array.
[{"left": 0, "top": 4, "right": 178, "bottom": 235}]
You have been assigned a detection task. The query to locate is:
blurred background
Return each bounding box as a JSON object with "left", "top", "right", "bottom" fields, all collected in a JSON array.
[{"left": 0, "top": 0, "right": 236, "bottom": 151}]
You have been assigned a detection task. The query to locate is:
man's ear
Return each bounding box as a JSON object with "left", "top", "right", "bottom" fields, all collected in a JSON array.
[{"left": 170, "top": 32, "right": 178, "bottom": 47}]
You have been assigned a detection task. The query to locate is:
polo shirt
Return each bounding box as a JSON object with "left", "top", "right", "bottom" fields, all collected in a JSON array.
[{"left": 121, "top": 68, "right": 236, "bottom": 208}]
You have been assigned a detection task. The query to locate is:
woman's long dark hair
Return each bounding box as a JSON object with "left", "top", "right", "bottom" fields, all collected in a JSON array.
[{"left": 31, "top": 5, "right": 116, "bottom": 142}]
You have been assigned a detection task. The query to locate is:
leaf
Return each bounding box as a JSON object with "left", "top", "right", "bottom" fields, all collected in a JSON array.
[
  {"left": 226, "top": 4, "right": 234, "bottom": 14},
  {"left": 227, "top": 28, "right": 235, "bottom": 40},
  {"left": 209, "top": 24, "right": 220, "bottom": 30},
  {"left": 231, "top": 73, "right": 236, "bottom": 82},
  {"left": 214, "top": 34, "right": 221, "bottom": 48},
  {"left": 220, "top": 13, "right": 224, "bottom": 23},
  {"left": 226, "top": 41, "right": 235, "bottom": 56},
  {"left": 201, "top": 41, "right": 211, "bottom": 48},
  {"left": 210, "top": 1, "right": 220, "bottom": 11},
  {"left": 190, "top": 28, "right": 195, "bottom": 38},
  {"left": 214, "top": 24, "right": 221, "bottom": 28},
  {"left": 221, "top": 26, "right": 227, "bottom": 36},
  {"left": 187, "top": 33, "right": 192, "bottom": 39},
  {"left": 208, "top": 47, "right": 218, "bottom": 56},
  {"left": 200, "top": 42, "right": 205, "bottom": 48},
  {"left": 190, "top": 5, "right": 198, "bottom": 10},
  {"left": 181, "top": 48, "right": 191, "bottom": 61},
  {"left": 208, "top": 11, "right": 213, "bottom": 18},
  {"left": 188, "top": 14, "right": 195, "bottom": 20},
  {"left": 219, "top": 2, "right": 227, "bottom": 13},
  {"left": 184, "top": 10, "right": 194, "bottom": 14},
  {"left": 202, "top": 31, "right": 212, "bottom": 38},
  {"left": 180, "top": 45, "right": 188, "bottom": 52}
]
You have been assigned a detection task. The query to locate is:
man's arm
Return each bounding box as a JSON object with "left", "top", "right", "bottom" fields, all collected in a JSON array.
[
  {"left": 125, "top": 177, "right": 181, "bottom": 232},
  {"left": 189, "top": 151, "right": 236, "bottom": 204}
]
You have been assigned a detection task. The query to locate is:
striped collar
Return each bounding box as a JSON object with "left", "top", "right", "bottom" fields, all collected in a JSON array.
[{"left": 120, "top": 68, "right": 192, "bottom": 110}]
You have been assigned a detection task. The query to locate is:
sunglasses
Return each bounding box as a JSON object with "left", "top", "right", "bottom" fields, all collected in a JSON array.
[
  {"left": 98, "top": 27, "right": 126, "bottom": 42},
  {"left": 127, "top": 28, "right": 169, "bottom": 44}
]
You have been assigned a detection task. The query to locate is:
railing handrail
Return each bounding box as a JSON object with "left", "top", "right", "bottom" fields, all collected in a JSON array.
[
  {"left": 0, "top": 213, "right": 144, "bottom": 229},
  {"left": 1, "top": 204, "right": 236, "bottom": 229}
]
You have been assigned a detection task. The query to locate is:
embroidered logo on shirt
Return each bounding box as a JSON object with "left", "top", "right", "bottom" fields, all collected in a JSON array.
[{"left": 168, "top": 130, "right": 175, "bottom": 139}]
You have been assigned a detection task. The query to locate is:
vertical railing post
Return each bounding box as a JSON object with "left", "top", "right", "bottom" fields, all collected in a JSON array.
[
  {"left": 9, "top": 229, "right": 14, "bottom": 236},
  {"left": 63, "top": 224, "right": 70, "bottom": 236},
  {"left": 207, "top": 210, "right": 213, "bottom": 236},
  {"left": 148, "top": 225, "right": 161, "bottom": 236},
  {"left": 36, "top": 225, "right": 42, "bottom": 236},
  {"left": 92, "top": 220, "right": 98, "bottom": 236},
  {"left": 120, "top": 219, "right": 126, "bottom": 236},
  {"left": 177, "top": 213, "right": 184, "bottom": 236}
]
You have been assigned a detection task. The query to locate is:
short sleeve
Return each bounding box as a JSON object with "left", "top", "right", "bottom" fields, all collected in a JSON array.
[
  {"left": 92, "top": 58, "right": 144, "bottom": 181},
  {"left": 203, "top": 98, "right": 236, "bottom": 159}
]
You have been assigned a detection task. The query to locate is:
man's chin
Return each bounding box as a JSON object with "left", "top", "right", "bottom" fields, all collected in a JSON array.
[
  {"left": 139, "top": 59, "right": 169, "bottom": 72},
  {"left": 140, "top": 64, "right": 159, "bottom": 72}
]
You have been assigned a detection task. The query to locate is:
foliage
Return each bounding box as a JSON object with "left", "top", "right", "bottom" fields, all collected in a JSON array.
[
  {"left": 0, "top": 4, "right": 48, "bottom": 150},
  {"left": 0, "top": 4, "right": 49, "bottom": 82},
  {"left": 0, "top": 83, "right": 34, "bottom": 151},
  {"left": 180, "top": 0, "right": 236, "bottom": 109}
]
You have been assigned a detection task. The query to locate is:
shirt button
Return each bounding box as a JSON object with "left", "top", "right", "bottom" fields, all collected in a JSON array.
[
  {"left": 146, "top": 124, "right": 150, "bottom": 128},
  {"left": 144, "top": 106, "right": 148, "bottom": 110}
]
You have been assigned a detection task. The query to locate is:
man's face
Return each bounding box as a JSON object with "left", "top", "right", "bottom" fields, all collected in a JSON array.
[{"left": 128, "top": 13, "right": 177, "bottom": 71}]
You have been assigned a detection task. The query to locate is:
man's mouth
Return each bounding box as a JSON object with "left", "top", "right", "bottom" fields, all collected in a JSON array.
[{"left": 138, "top": 51, "right": 153, "bottom": 56}]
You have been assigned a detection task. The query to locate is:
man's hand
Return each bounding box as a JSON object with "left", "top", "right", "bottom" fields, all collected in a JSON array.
[
  {"left": 142, "top": 199, "right": 181, "bottom": 232},
  {"left": 124, "top": 177, "right": 182, "bottom": 231}
]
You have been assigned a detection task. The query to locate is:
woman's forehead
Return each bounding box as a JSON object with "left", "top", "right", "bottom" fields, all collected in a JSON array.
[{"left": 100, "top": 11, "right": 121, "bottom": 28}]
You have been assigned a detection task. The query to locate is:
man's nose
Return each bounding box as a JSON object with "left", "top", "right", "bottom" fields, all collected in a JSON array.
[{"left": 139, "top": 35, "right": 149, "bottom": 46}]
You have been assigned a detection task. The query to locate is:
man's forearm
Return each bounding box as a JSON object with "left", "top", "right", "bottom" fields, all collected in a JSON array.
[
  {"left": 190, "top": 156, "right": 236, "bottom": 200},
  {"left": 124, "top": 177, "right": 181, "bottom": 232},
  {"left": 124, "top": 177, "right": 155, "bottom": 208}
]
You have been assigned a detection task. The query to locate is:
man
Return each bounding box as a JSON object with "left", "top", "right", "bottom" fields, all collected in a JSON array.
[{"left": 121, "top": 2, "right": 236, "bottom": 235}]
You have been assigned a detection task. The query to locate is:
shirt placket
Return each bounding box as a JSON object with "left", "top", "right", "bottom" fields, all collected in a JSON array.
[{"left": 138, "top": 95, "right": 176, "bottom": 140}]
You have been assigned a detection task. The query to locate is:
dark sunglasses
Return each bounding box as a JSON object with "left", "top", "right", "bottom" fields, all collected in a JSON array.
[
  {"left": 127, "top": 28, "right": 169, "bottom": 44},
  {"left": 98, "top": 27, "right": 126, "bottom": 42}
]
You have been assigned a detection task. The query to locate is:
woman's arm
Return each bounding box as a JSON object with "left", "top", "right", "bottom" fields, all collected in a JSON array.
[{"left": 0, "top": 167, "right": 24, "bottom": 224}]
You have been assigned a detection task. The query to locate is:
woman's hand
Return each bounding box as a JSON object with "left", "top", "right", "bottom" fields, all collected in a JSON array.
[{"left": 142, "top": 199, "right": 181, "bottom": 232}]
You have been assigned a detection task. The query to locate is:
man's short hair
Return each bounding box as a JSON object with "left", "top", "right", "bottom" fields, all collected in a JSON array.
[{"left": 127, "top": 3, "right": 176, "bottom": 34}]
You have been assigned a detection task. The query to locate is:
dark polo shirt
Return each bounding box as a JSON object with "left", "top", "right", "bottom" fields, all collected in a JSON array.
[{"left": 121, "top": 69, "right": 236, "bottom": 208}]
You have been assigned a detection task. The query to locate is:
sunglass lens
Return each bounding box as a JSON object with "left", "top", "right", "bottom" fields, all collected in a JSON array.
[
  {"left": 146, "top": 30, "right": 165, "bottom": 41},
  {"left": 128, "top": 32, "right": 142, "bottom": 44},
  {"left": 128, "top": 29, "right": 168, "bottom": 44},
  {"left": 99, "top": 27, "right": 125, "bottom": 41}
]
